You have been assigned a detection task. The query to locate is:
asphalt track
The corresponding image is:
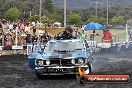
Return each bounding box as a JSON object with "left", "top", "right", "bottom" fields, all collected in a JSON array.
[{"left": 0, "top": 52, "right": 132, "bottom": 88}]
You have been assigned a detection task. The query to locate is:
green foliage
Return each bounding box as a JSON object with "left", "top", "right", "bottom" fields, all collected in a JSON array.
[
  {"left": 4, "top": 7, "right": 20, "bottom": 21},
  {"left": 0, "top": 0, "right": 131, "bottom": 25},
  {"left": 49, "top": 13, "right": 62, "bottom": 23},
  {"left": 30, "top": 15, "right": 39, "bottom": 22},
  {"left": 30, "top": 15, "right": 53, "bottom": 24},
  {"left": 110, "top": 16, "right": 125, "bottom": 25},
  {"left": 67, "top": 12, "right": 81, "bottom": 25},
  {"left": 86, "top": 16, "right": 106, "bottom": 24},
  {"left": 44, "top": 0, "right": 54, "bottom": 13},
  {"left": 41, "top": 15, "right": 53, "bottom": 24}
]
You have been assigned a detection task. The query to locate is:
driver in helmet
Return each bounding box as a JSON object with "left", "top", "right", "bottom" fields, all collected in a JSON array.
[{"left": 55, "top": 26, "right": 76, "bottom": 40}]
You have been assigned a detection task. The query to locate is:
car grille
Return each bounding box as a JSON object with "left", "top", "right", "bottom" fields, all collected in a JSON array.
[
  {"left": 38, "top": 58, "right": 82, "bottom": 66},
  {"left": 43, "top": 59, "right": 73, "bottom": 66},
  {"left": 50, "top": 59, "right": 60, "bottom": 65},
  {"left": 61, "top": 59, "right": 72, "bottom": 66},
  {"left": 61, "top": 59, "right": 79, "bottom": 66}
]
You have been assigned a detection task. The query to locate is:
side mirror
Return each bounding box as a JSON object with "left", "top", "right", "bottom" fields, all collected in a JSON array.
[{"left": 86, "top": 48, "right": 90, "bottom": 51}]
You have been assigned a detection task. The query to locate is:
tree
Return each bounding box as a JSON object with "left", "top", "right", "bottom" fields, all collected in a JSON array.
[
  {"left": 4, "top": 7, "right": 20, "bottom": 21},
  {"left": 30, "top": 15, "right": 39, "bottom": 22},
  {"left": 43, "top": 0, "right": 54, "bottom": 13},
  {"left": 49, "top": 13, "right": 62, "bottom": 23},
  {"left": 41, "top": 15, "right": 53, "bottom": 24},
  {"left": 86, "top": 16, "right": 106, "bottom": 24},
  {"left": 110, "top": 16, "right": 125, "bottom": 25},
  {"left": 67, "top": 12, "right": 81, "bottom": 25}
]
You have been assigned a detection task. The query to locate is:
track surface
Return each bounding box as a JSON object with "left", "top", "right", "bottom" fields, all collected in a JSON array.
[{"left": 0, "top": 52, "right": 132, "bottom": 88}]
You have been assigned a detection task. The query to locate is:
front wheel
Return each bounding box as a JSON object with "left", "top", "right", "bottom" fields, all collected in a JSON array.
[
  {"left": 76, "top": 74, "right": 86, "bottom": 84},
  {"left": 35, "top": 72, "right": 44, "bottom": 79},
  {"left": 87, "top": 63, "right": 92, "bottom": 74},
  {"left": 76, "top": 64, "right": 92, "bottom": 84}
]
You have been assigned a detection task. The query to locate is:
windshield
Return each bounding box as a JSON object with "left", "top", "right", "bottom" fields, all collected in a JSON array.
[{"left": 45, "top": 41, "right": 85, "bottom": 52}]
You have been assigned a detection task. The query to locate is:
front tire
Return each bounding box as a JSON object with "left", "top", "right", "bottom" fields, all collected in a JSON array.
[
  {"left": 87, "top": 63, "right": 92, "bottom": 74},
  {"left": 76, "top": 74, "right": 86, "bottom": 84},
  {"left": 35, "top": 72, "right": 44, "bottom": 79}
]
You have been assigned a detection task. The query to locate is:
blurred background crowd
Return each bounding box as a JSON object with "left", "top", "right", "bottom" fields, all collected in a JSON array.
[{"left": 0, "top": 19, "right": 52, "bottom": 47}]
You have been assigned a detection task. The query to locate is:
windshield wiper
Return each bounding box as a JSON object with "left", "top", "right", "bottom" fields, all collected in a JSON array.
[
  {"left": 75, "top": 48, "right": 83, "bottom": 50},
  {"left": 53, "top": 50, "right": 71, "bottom": 52}
]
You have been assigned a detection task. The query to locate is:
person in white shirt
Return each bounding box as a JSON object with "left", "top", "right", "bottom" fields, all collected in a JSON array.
[
  {"left": 32, "top": 21, "right": 36, "bottom": 26},
  {"left": 24, "top": 25, "right": 30, "bottom": 32},
  {"left": 8, "top": 23, "right": 13, "bottom": 31}
]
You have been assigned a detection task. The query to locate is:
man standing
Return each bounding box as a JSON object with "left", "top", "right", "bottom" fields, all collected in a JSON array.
[
  {"left": 103, "top": 30, "right": 112, "bottom": 43},
  {"left": 90, "top": 30, "right": 95, "bottom": 41},
  {"left": 74, "top": 28, "right": 81, "bottom": 39},
  {"left": 31, "top": 33, "right": 38, "bottom": 44},
  {"left": 25, "top": 33, "right": 32, "bottom": 44}
]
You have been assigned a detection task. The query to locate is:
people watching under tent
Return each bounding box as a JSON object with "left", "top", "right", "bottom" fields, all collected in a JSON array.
[{"left": 90, "top": 30, "right": 95, "bottom": 41}]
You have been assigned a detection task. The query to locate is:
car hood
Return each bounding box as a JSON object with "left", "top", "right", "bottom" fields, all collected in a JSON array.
[
  {"left": 28, "top": 52, "right": 41, "bottom": 58},
  {"left": 36, "top": 50, "right": 88, "bottom": 59}
]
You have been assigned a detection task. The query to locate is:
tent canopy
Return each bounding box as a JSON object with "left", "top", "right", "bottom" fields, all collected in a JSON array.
[{"left": 84, "top": 22, "right": 106, "bottom": 30}]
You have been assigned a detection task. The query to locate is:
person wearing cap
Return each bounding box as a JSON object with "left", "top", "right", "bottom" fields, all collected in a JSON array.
[{"left": 55, "top": 26, "right": 76, "bottom": 40}]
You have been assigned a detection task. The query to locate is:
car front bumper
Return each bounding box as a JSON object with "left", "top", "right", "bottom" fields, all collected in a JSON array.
[{"left": 35, "top": 65, "right": 89, "bottom": 75}]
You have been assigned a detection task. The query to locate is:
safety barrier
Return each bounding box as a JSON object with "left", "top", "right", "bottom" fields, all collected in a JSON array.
[
  {"left": 1, "top": 41, "right": 132, "bottom": 56},
  {"left": 100, "top": 41, "right": 132, "bottom": 53}
]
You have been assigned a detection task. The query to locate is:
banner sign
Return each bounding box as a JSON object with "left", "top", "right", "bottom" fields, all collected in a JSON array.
[
  {"left": 27, "top": 45, "right": 33, "bottom": 55},
  {"left": 97, "top": 43, "right": 111, "bottom": 48},
  {"left": 33, "top": 45, "right": 41, "bottom": 52},
  {"left": 12, "top": 45, "right": 23, "bottom": 50},
  {"left": 86, "top": 41, "right": 96, "bottom": 51},
  {"left": 77, "top": 75, "right": 130, "bottom": 84}
]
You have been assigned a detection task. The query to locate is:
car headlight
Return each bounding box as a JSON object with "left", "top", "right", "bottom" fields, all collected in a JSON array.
[
  {"left": 38, "top": 60, "right": 43, "bottom": 66},
  {"left": 78, "top": 59, "right": 84, "bottom": 64},
  {"left": 71, "top": 59, "right": 75, "bottom": 64},
  {"left": 46, "top": 60, "right": 50, "bottom": 65}
]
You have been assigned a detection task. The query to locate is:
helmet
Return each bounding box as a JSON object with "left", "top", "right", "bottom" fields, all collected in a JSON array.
[{"left": 65, "top": 26, "right": 73, "bottom": 33}]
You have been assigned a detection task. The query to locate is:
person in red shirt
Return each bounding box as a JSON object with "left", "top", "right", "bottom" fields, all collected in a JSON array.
[
  {"left": 23, "top": 20, "right": 29, "bottom": 26},
  {"left": 4, "top": 33, "right": 13, "bottom": 46},
  {"left": 103, "top": 30, "right": 112, "bottom": 43}
]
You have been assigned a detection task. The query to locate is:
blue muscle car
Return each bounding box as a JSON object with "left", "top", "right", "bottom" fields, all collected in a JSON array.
[{"left": 28, "top": 39, "right": 93, "bottom": 79}]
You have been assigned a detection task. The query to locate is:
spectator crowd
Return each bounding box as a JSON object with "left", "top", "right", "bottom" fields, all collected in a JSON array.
[
  {"left": 0, "top": 19, "right": 112, "bottom": 49},
  {"left": 0, "top": 19, "right": 52, "bottom": 47}
]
